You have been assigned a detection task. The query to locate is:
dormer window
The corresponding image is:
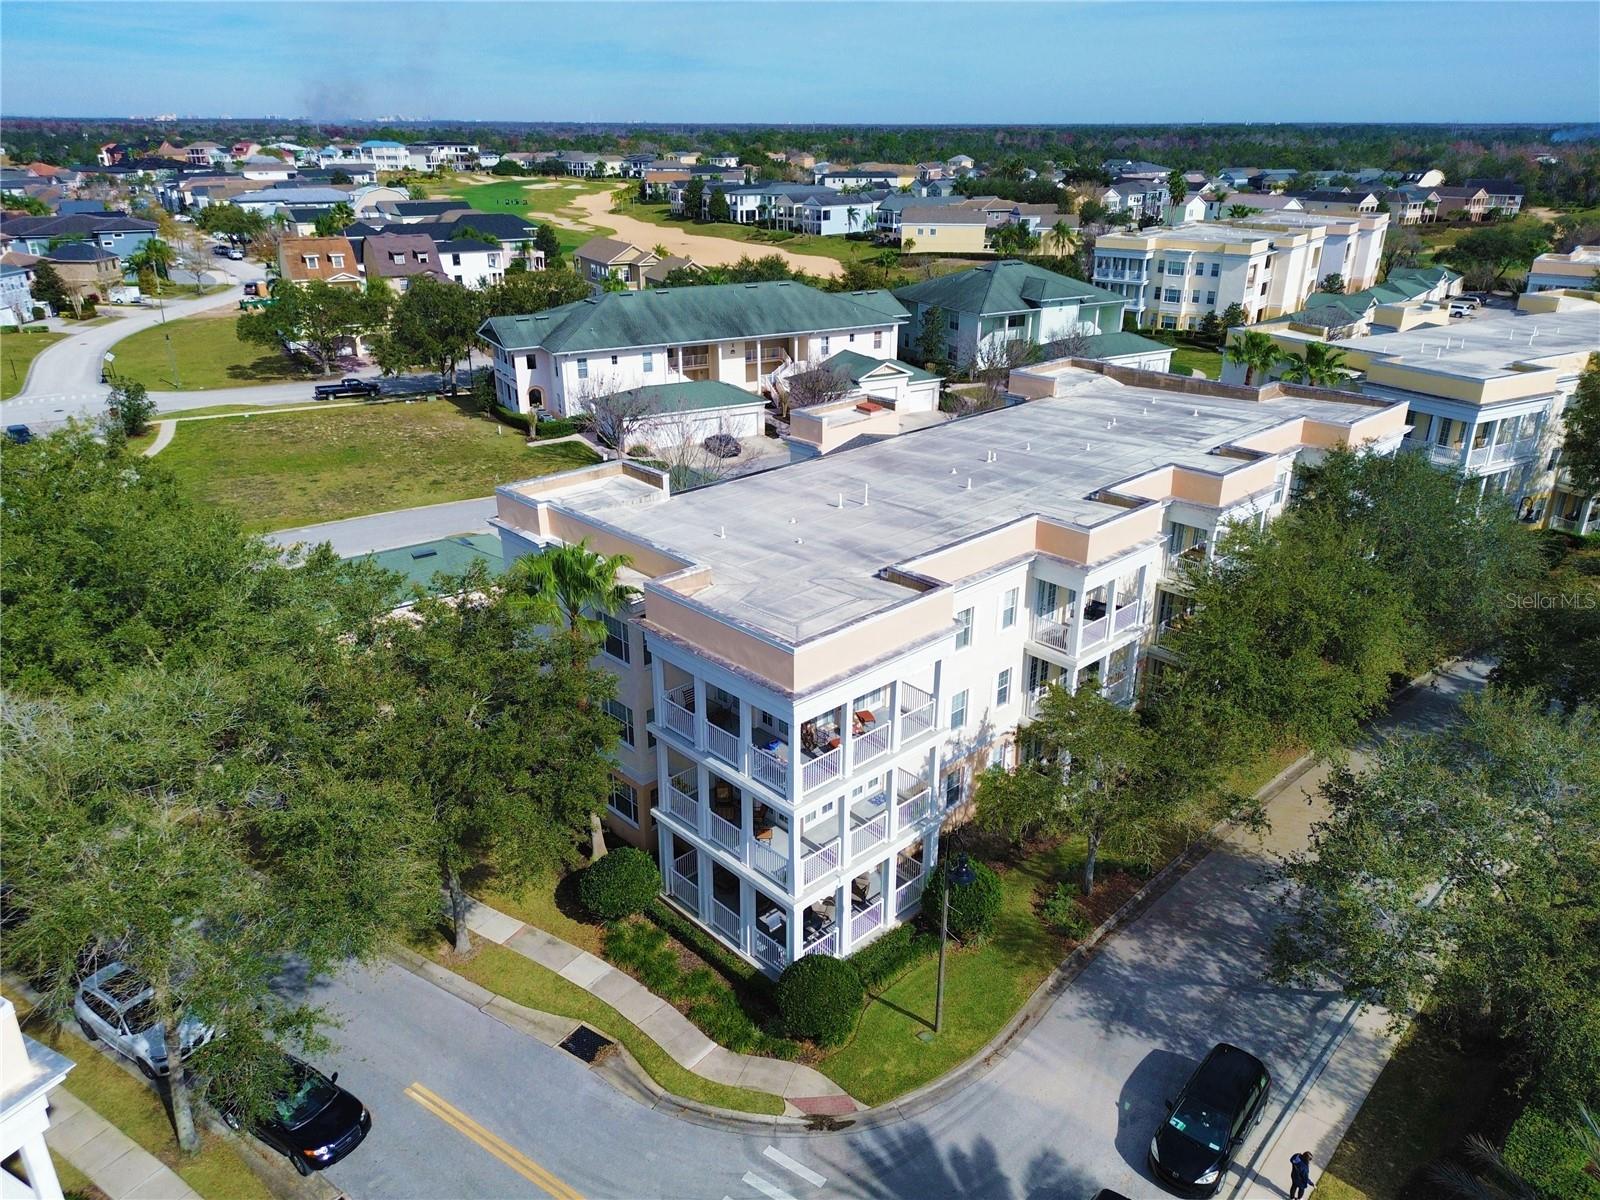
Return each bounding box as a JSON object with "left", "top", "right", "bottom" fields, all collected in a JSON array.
[
  {"left": 330, "top": 253, "right": 344, "bottom": 268},
  {"left": 302, "top": 254, "right": 319, "bottom": 269},
  {"left": 417, "top": 253, "right": 429, "bottom": 263},
  {"left": 390, "top": 252, "right": 404, "bottom": 265}
]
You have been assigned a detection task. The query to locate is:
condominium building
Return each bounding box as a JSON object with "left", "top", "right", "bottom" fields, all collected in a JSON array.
[
  {"left": 1092, "top": 217, "right": 1384, "bottom": 330},
  {"left": 490, "top": 365, "right": 1407, "bottom": 973},
  {"left": 478, "top": 280, "right": 908, "bottom": 416},
  {"left": 1233, "top": 210, "right": 1389, "bottom": 292},
  {"left": 1526, "top": 246, "right": 1600, "bottom": 294},
  {"left": 1233, "top": 292, "right": 1600, "bottom": 524}
]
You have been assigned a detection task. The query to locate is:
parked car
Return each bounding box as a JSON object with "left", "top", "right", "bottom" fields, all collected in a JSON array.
[
  {"left": 74, "top": 962, "right": 218, "bottom": 1078},
  {"left": 1148, "top": 1043, "right": 1271, "bottom": 1196},
  {"left": 221, "top": 1054, "right": 371, "bottom": 1176},
  {"left": 1448, "top": 300, "right": 1475, "bottom": 318},
  {"left": 226, "top": 247, "right": 245, "bottom": 261},
  {"left": 212, "top": 244, "right": 232, "bottom": 257},
  {"left": 313, "top": 377, "right": 381, "bottom": 400},
  {"left": 5, "top": 424, "right": 34, "bottom": 445}
]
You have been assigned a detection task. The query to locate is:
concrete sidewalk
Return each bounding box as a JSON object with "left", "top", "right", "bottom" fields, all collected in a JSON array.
[
  {"left": 44, "top": 1087, "right": 203, "bottom": 1200},
  {"left": 459, "top": 896, "right": 858, "bottom": 1116}
]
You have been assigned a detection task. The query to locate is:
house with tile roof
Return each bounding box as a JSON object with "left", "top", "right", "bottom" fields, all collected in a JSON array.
[
  {"left": 1462, "top": 178, "right": 1526, "bottom": 218},
  {"left": 478, "top": 279, "right": 909, "bottom": 422},
  {"left": 277, "top": 236, "right": 363, "bottom": 287},
  {"left": 361, "top": 232, "right": 447, "bottom": 293}
]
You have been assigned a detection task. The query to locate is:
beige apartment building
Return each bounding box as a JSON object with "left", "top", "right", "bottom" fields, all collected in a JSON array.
[
  {"left": 1092, "top": 215, "right": 1388, "bottom": 331},
  {"left": 491, "top": 363, "right": 1408, "bottom": 975}
]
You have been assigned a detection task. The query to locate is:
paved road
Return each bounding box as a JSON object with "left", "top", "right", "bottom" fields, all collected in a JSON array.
[
  {"left": 299, "top": 660, "right": 1489, "bottom": 1200},
  {"left": 269, "top": 496, "right": 497, "bottom": 555}
]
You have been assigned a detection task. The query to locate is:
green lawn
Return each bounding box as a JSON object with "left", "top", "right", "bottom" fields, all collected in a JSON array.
[
  {"left": 163, "top": 402, "right": 285, "bottom": 419},
  {"left": 475, "top": 873, "right": 604, "bottom": 956},
  {"left": 1169, "top": 346, "right": 1223, "bottom": 379},
  {"left": 3, "top": 988, "right": 271, "bottom": 1200},
  {"left": 108, "top": 315, "right": 317, "bottom": 391},
  {"left": 1, "top": 328, "right": 66, "bottom": 399},
  {"left": 620, "top": 201, "right": 883, "bottom": 267},
  {"left": 152, "top": 399, "right": 601, "bottom": 531},
  {"left": 1316, "top": 1014, "right": 1502, "bottom": 1200},
  {"left": 424, "top": 176, "right": 622, "bottom": 256},
  {"left": 427, "top": 941, "right": 785, "bottom": 1116}
]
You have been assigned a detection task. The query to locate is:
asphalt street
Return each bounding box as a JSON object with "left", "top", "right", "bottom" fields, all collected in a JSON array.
[{"left": 297, "top": 659, "right": 1490, "bottom": 1200}]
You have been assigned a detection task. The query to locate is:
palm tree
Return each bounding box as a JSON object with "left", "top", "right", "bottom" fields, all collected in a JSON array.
[
  {"left": 515, "top": 541, "right": 641, "bottom": 859},
  {"left": 902, "top": 236, "right": 917, "bottom": 256},
  {"left": 128, "top": 237, "right": 176, "bottom": 280},
  {"left": 1225, "top": 330, "right": 1287, "bottom": 385},
  {"left": 846, "top": 205, "right": 860, "bottom": 233},
  {"left": 1279, "top": 342, "right": 1353, "bottom": 388},
  {"left": 1050, "top": 219, "right": 1079, "bottom": 257},
  {"left": 651, "top": 243, "right": 669, "bottom": 258}
]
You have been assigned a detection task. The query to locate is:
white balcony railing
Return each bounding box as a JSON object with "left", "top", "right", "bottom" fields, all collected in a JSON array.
[
  {"left": 896, "top": 787, "right": 933, "bottom": 830},
  {"left": 707, "top": 810, "right": 741, "bottom": 853},
  {"left": 751, "top": 840, "right": 788, "bottom": 886},
  {"left": 1113, "top": 601, "right": 1142, "bottom": 634},
  {"left": 1079, "top": 612, "right": 1111, "bottom": 649},
  {"left": 801, "top": 839, "right": 840, "bottom": 886},
  {"left": 669, "top": 870, "right": 698, "bottom": 912},
  {"left": 850, "top": 811, "right": 889, "bottom": 857},
  {"left": 802, "top": 746, "right": 842, "bottom": 792},
  {"left": 896, "top": 875, "right": 926, "bottom": 912},
  {"left": 900, "top": 698, "right": 936, "bottom": 741},
  {"left": 853, "top": 722, "right": 892, "bottom": 765},
  {"left": 801, "top": 927, "right": 837, "bottom": 959},
  {"left": 1031, "top": 615, "right": 1073, "bottom": 651},
  {"left": 850, "top": 898, "right": 884, "bottom": 945},
  {"left": 709, "top": 898, "right": 739, "bottom": 941},
  {"left": 705, "top": 721, "right": 740, "bottom": 767},
  {"left": 661, "top": 686, "right": 696, "bottom": 740},
  {"left": 663, "top": 777, "right": 699, "bottom": 826},
  {"left": 753, "top": 928, "right": 787, "bottom": 972},
  {"left": 750, "top": 744, "right": 787, "bottom": 793}
]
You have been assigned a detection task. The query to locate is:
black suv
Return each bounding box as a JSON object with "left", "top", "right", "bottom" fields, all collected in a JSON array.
[
  {"left": 222, "top": 1055, "right": 371, "bottom": 1175},
  {"left": 1148, "top": 1043, "right": 1271, "bottom": 1196}
]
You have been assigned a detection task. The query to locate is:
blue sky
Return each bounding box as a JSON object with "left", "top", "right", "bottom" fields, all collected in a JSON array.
[{"left": 3, "top": 1, "right": 1596, "bottom": 124}]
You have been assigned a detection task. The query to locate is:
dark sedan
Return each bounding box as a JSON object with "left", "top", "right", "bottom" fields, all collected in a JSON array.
[
  {"left": 1148, "top": 1043, "right": 1271, "bottom": 1196},
  {"left": 223, "top": 1056, "right": 371, "bottom": 1175}
]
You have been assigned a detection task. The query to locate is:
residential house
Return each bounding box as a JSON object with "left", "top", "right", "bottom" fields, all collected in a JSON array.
[
  {"left": 1280, "top": 265, "right": 1463, "bottom": 338},
  {"left": 1100, "top": 178, "right": 1170, "bottom": 222},
  {"left": 1, "top": 260, "right": 39, "bottom": 325},
  {"left": 1526, "top": 245, "right": 1600, "bottom": 293},
  {"left": 574, "top": 236, "right": 663, "bottom": 289},
  {"left": 705, "top": 152, "right": 741, "bottom": 169},
  {"left": 1379, "top": 186, "right": 1441, "bottom": 225},
  {"left": 0, "top": 212, "right": 157, "bottom": 260},
  {"left": 407, "top": 142, "right": 480, "bottom": 172},
  {"left": 946, "top": 154, "right": 975, "bottom": 174},
  {"left": 562, "top": 152, "right": 625, "bottom": 178},
  {"left": 1101, "top": 159, "right": 1170, "bottom": 181},
  {"left": 1288, "top": 189, "right": 1382, "bottom": 214},
  {"left": 488, "top": 364, "right": 1406, "bottom": 972},
  {"left": 894, "top": 260, "right": 1141, "bottom": 367},
  {"left": 817, "top": 163, "right": 916, "bottom": 190},
  {"left": 358, "top": 140, "right": 410, "bottom": 173},
  {"left": 361, "top": 232, "right": 447, "bottom": 293},
  {"left": 41, "top": 241, "right": 121, "bottom": 305},
  {"left": 238, "top": 157, "right": 297, "bottom": 181},
  {"left": 276, "top": 236, "right": 363, "bottom": 287},
  {"left": 1166, "top": 194, "right": 1211, "bottom": 225},
  {"left": 1402, "top": 169, "right": 1447, "bottom": 189},
  {"left": 1431, "top": 186, "right": 1492, "bottom": 223},
  {"left": 478, "top": 279, "right": 908, "bottom": 419},
  {"left": 342, "top": 211, "right": 544, "bottom": 270},
  {"left": 1462, "top": 178, "right": 1526, "bottom": 218},
  {"left": 796, "top": 191, "right": 882, "bottom": 236},
  {"left": 438, "top": 239, "right": 512, "bottom": 288},
  {"left": 1, "top": 996, "right": 75, "bottom": 1200},
  {"left": 1091, "top": 219, "right": 1356, "bottom": 330},
  {"left": 915, "top": 162, "right": 947, "bottom": 184},
  {"left": 371, "top": 199, "right": 474, "bottom": 223},
  {"left": 1233, "top": 209, "right": 1391, "bottom": 292},
  {"left": 896, "top": 206, "right": 989, "bottom": 254},
  {"left": 184, "top": 141, "right": 228, "bottom": 167},
  {"left": 232, "top": 186, "right": 350, "bottom": 216},
  {"left": 873, "top": 192, "right": 971, "bottom": 238}
]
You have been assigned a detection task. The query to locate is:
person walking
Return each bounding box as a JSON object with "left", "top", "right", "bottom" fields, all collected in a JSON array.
[{"left": 1289, "top": 1150, "right": 1314, "bottom": 1199}]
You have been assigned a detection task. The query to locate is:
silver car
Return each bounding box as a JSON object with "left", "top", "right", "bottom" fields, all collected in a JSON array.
[{"left": 74, "top": 963, "right": 217, "bottom": 1078}]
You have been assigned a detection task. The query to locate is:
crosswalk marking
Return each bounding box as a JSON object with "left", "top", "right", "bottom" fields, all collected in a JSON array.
[
  {"left": 763, "top": 1147, "right": 826, "bottom": 1188},
  {"left": 742, "top": 1171, "right": 799, "bottom": 1200}
]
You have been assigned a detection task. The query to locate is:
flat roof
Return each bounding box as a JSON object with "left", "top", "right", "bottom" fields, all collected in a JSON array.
[
  {"left": 515, "top": 371, "right": 1389, "bottom": 644},
  {"left": 354, "top": 533, "right": 504, "bottom": 596}
]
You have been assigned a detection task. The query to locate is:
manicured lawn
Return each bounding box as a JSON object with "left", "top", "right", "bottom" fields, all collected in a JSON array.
[
  {"left": 3, "top": 988, "right": 271, "bottom": 1200},
  {"left": 0, "top": 328, "right": 66, "bottom": 399},
  {"left": 142, "top": 279, "right": 232, "bottom": 299},
  {"left": 1170, "top": 346, "right": 1223, "bottom": 379},
  {"left": 1316, "top": 1014, "right": 1501, "bottom": 1200},
  {"left": 620, "top": 201, "right": 882, "bottom": 267},
  {"left": 425, "top": 176, "right": 622, "bottom": 256},
  {"left": 162, "top": 402, "right": 285, "bottom": 418},
  {"left": 475, "top": 874, "right": 604, "bottom": 956},
  {"left": 427, "top": 941, "right": 785, "bottom": 1116},
  {"left": 108, "top": 314, "right": 318, "bottom": 392},
  {"left": 153, "top": 399, "right": 601, "bottom": 531}
]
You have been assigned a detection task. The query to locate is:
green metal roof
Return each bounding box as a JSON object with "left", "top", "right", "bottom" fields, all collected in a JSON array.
[
  {"left": 354, "top": 534, "right": 505, "bottom": 597},
  {"left": 1078, "top": 331, "right": 1173, "bottom": 359},
  {"left": 892, "top": 259, "right": 1124, "bottom": 317},
  {"left": 480, "top": 280, "right": 907, "bottom": 354},
  {"left": 820, "top": 348, "right": 942, "bottom": 384},
  {"left": 611, "top": 380, "right": 766, "bottom": 412}
]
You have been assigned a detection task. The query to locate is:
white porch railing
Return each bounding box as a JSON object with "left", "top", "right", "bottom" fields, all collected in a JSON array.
[
  {"left": 896, "top": 787, "right": 933, "bottom": 830},
  {"left": 663, "top": 777, "right": 699, "bottom": 826},
  {"left": 709, "top": 898, "right": 740, "bottom": 941},
  {"left": 751, "top": 840, "right": 788, "bottom": 886},
  {"left": 850, "top": 898, "right": 884, "bottom": 944},
  {"left": 661, "top": 686, "right": 696, "bottom": 740},
  {"left": 669, "top": 870, "right": 698, "bottom": 912},
  {"left": 802, "top": 746, "right": 842, "bottom": 792},
  {"left": 851, "top": 811, "right": 889, "bottom": 857},
  {"left": 900, "top": 697, "right": 936, "bottom": 741},
  {"left": 750, "top": 744, "right": 787, "bottom": 793},
  {"left": 1031, "top": 615, "right": 1073, "bottom": 650},
  {"left": 801, "top": 839, "right": 840, "bottom": 886},
  {"left": 705, "top": 721, "right": 740, "bottom": 767},
  {"left": 1079, "top": 612, "right": 1111, "bottom": 648},
  {"left": 1113, "top": 601, "right": 1142, "bottom": 634},
  {"left": 801, "top": 927, "right": 837, "bottom": 959},
  {"left": 753, "top": 928, "right": 787, "bottom": 972},
  {"left": 707, "top": 810, "right": 741, "bottom": 853},
  {"left": 853, "top": 722, "right": 892, "bottom": 765},
  {"left": 895, "top": 876, "right": 925, "bottom": 914}
]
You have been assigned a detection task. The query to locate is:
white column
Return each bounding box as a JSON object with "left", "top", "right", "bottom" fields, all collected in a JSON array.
[
  {"left": 691, "top": 676, "right": 707, "bottom": 750},
  {"left": 787, "top": 808, "right": 802, "bottom": 894},
  {"left": 695, "top": 762, "right": 709, "bottom": 837},
  {"left": 737, "top": 696, "right": 751, "bottom": 776},
  {"left": 882, "top": 850, "right": 898, "bottom": 930},
  {"left": 836, "top": 878, "right": 850, "bottom": 953},
  {"left": 696, "top": 848, "right": 710, "bottom": 921},
  {"left": 20, "top": 1132, "right": 63, "bottom": 1200},
  {"left": 738, "top": 877, "right": 752, "bottom": 957},
  {"left": 739, "top": 786, "right": 753, "bottom": 867},
  {"left": 787, "top": 897, "right": 803, "bottom": 963}
]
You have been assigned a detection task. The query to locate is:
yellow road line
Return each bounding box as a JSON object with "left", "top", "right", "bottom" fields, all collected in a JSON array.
[{"left": 403, "top": 1082, "right": 584, "bottom": 1200}]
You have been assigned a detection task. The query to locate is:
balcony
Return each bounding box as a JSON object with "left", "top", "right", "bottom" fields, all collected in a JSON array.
[
  {"left": 802, "top": 746, "right": 842, "bottom": 793},
  {"left": 661, "top": 684, "right": 696, "bottom": 741},
  {"left": 896, "top": 786, "right": 933, "bottom": 831},
  {"left": 852, "top": 721, "right": 892, "bottom": 766},
  {"left": 705, "top": 719, "right": 740, "bottom": 768},
  {"left": 679, "top": 350, "right": 710, "bottom": 370},
  {"left": 1030, "top": 614, "right": 1073, "bottom": 651},
  {"left": 850, "top": 808, "right": 889, "bottom": 858},
  {"left": 662, "top": 771, "right": 699, "bottom": 826},
  {"left": 1078, "top": 611, "right": 1111, "bottom": 649},
  {"left": 752, "top": 927, "right": 787, "bottom": 973},
  {"left": 669, "top": 850, "right": 699, "bottom": 912},
  {"left": 708, "top": 895, "right": 740, "bottom": 942},
  {"left": 801, "top": 839, "right": 841, "bottom": 886},
  {"left": 706, "top": 809, "right": 741, "bottom": 852},
  {"left": 1113, "top": 600, "right": 1143, "bottom": 635},
  {"left": 899, "top": 683, "right": 936, "bottom": 741},
  {"left": 850, "top": 896, "right": 884, "bottom": 945}
]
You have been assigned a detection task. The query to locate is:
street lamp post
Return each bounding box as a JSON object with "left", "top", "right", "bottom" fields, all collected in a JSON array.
[{"left": 934, "top": 852, "right": 976, "bottom": 1035}]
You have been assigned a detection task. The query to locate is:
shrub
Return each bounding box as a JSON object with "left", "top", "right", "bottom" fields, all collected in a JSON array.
[
  {"left": 491, "top": 404, "right": 531, "bottom": 433},
  {"left": 1041, "top": 884, "right": 1093, "bottom": 940},
  {"left": 1502, "top": 1104, "right": 1600, "bottom": 1200},
  {"left": 775, "top": 955, "right": 864, "bottom": 1046},
  {"left": 627, "top": 443, "right": 653, "bottom": 457},
  {"left": 532, "top": 417, "right": 582, "bottom": 439},
  {"left": 702, "top": 433, "right": 740, "bottom": 459},
  {"left": 30, "top": 305, "right": 45, "bottom": 322},
  {"left": 577, "top": 847, "right": 660, "bottom": 920},
  {"left": 923, "top": 857, "right": 1003, "bottom": 941},
  {"left": 847, "top": 923, "right": 936, "bottom": 992}
]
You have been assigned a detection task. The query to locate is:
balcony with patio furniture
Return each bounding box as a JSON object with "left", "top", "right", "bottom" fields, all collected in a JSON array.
[
  {"left": 706, "top": 773, "right": 744, "bottom": 854},
  {"left": 799, "top": 897, "right": 838, "bottom": 958},
  {"left": 799, "top": 707, "right": 844, "bottom": 794},
  {"left": 658, "top": 662, "right": 697, "bottom": 743},
  {"left": 704, "top": 683, "right": 743, "bottom": 770},
  {"left": 751, "top": 895, "right": 789, "bottom": 972},
  {"left": 895, "top": 844, "right": 928, "bottom": 916},
  {"left": 660, "top": 757, "right": 701, "bottom": 831},
  {"left": 749, "top": 707, "right": 791, "bottom": 795},
  {"left": 847, "top": 865, "right": 887, "bottom": 949},
  {"left": 848, "top": 686, "right": 893, "bottom": 769},
  {"left": 749, "top": 801, "right": 792, "bottom": 886}
]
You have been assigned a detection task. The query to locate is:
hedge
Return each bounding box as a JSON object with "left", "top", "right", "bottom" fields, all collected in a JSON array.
[
  {"left": 1502, "top": 1104, "right": 1600, "bottom": 1200},
  {"left": 846, "top": 923, "right": 937, "bottom": 992},
  {"left": 577, "top": 847, "right": 660, "bottom": 920},
  {"left": 491, "top": 404, "right": 531, "bottom": 433},
  {"left": 532, "top": 417, "right": 584, "bottom": 439},
  {"left": 775, "top": 955, "right": 864, "bottom": 1046},
  {"left": 923, "top": 858, "right": 1003, "bottom": 941}
]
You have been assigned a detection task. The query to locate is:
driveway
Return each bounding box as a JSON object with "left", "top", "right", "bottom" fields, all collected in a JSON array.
[{"left": 297, "top": 659, "right": 1488, "bottom": 1200}]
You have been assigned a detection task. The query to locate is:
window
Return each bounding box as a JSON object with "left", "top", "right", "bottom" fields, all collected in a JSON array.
[
  {"left": 417, "top": 253, "right": 429, "bottom": 263},
  {"left": 1166, "top": 261, "right": 1184, "bottom": 275},
  {"left": 488, "top": 253, "right": 499, "bottom": 268},
  {"left": 604, "top": 699, "right": 635, "bottom": 747},
  {"left": 1210, "top": 263, "right": 1220, "bottom": 277},
  {"left": 610, "top": 355, "right": 618, "bottom": 366},
  {"left": 942, "top": 766, "right": 965, "bottom": 810},
  {"left": 577, "top": 357, "right": 589, "bottom": 380},
  {"left": 1162, "top": 316, "right": 1177, "bottom": 330},
  {"left": 607, "top": 779, "right": 638, "bottom": 825},
  {"left": 390, "top": 252, "right": 404, "bottom": 265},
  {"left": 525, "top": 353, "right": 536, "bottom": 369},
  {"left": 645, "top": 709, "right": 657, "bottom": 750},
  {"left": 950, "top": 689, "right": 969, "bottom": 729},
  {"left": 820, "top": 335, "right": 830, "bottom": 355},
  {"left": 1164, "top": 288, "right": 1180, "bottom": 303},
  {"left": 996, "top": 669, "right": 1012, "bottom": 706},
  {"left": 1191, "top": 292, "right": 1201, "bottom": 304},
  {"left": 955, "top": 607, "right": 974, "bottom": 649},
  {"left": 302, "top": 254, "right": 319, "bottom": 269},
  {"left": 1193, "top": 261, "right": 1205, "bottom": 275},
  {"left": 330, "top": 253, "right": 344, "bottom": 268},
  {"left": 451, "top": 253, "right": 462, "bottom": 266},
  {"left": 1206, "top": 291, "right": 1216, "bottom": 305},
  {"left": 601, "top": 612, "right": 630, "bottom": 662},
  {"left": 874, "top": 329, "right": 883, "bottom": 349},
  {"left": 643, "top": 350, "right": 654, "bottom": 373},
  {"left": 1273, "top": 472, "right": 1288, "bottom": 505},
  {"left": 1000, "top": 587, "right": 1018, "bottom": 629}
]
